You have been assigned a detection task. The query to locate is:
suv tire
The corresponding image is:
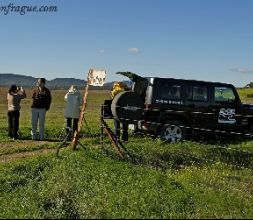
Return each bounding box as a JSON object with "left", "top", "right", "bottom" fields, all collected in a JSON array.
[{"left": 160, "top": 120, "right": 186, "bottom": 142}]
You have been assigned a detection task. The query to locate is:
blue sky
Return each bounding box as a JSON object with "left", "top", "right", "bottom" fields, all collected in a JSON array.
[{"left": 0, "top": 0, "right": 253, "bottom": 87}]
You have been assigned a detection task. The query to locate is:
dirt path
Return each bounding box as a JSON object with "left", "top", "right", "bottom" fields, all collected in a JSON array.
[
  {"left": 0, "top": 148, "right": 56, "bottom": 163},
  {"left": 0, "top": 137, "right": 97, "bottom": 163},
  {"left": 0, "top": 140, "right": 61, "bottom": 163}
]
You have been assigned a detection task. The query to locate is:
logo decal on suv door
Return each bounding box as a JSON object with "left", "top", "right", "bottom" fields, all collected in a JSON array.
[
  {"left": 155, "top": 99, "right": 183, "bottom": 105},
  {"left": 218, "top": 108, "right": 236, "bottom": 124}
]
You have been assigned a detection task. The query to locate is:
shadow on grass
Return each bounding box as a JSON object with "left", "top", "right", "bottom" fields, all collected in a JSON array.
[{"left": 101, "top": 136, "right": 253, "bottom": 172}]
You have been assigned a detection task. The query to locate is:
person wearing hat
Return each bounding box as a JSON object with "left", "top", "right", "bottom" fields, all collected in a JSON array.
[
  {"left": 7, "top": 84, "right": 26, "bottom": 140},
  {"left": 64, "top": 85, "right": 82, "bottom": 138},
  {"left": 111, "top": 81, "right": 129, "bottom": 142}
]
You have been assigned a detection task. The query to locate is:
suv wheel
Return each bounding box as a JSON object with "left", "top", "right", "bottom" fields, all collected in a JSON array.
[{"left": 160, "top": 120, "right": 185, "bottom": 142}]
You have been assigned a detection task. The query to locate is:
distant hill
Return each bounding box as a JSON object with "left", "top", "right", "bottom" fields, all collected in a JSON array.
[
  {"left": 0, "top": 74, "right": 36, "bottom": 87},
  {"left": 47, "top": 78, "right": 87, "bottom": 89},
  {"left": 0, "top": 73, "right": 131, "bottom": 90},
  {"left": 0, "top": 73, "right": 86, "bottom": 89}
]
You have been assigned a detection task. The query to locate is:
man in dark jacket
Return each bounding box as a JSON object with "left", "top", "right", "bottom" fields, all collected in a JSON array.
[{"left": 31, "top": 78, "right": 51, "bottom": 140}]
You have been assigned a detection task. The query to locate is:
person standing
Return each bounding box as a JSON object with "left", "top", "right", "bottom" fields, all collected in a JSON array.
[
  {"left": 31, "top": 78, "right": 51, "bottom": 141},
  {"left": 7, "top": 85, "right": 26, "bottom": 140},
  {"left": 64, "top": 85, "right": 82, "bottom": 138}
]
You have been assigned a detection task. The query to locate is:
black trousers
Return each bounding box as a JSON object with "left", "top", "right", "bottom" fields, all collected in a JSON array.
[
  {"left": 8, "top": 110, "right": 20, "bottom": 139},
  {"left": 66, "top": 118, "right": 79, "bottom": 134},
  {"left": 114, "top": 119, "right": 128, "bottom": 141}
]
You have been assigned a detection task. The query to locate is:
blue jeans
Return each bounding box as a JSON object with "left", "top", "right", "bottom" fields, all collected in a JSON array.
[{"left": 31, "top": 108, "right": 46, "bottom": 140}]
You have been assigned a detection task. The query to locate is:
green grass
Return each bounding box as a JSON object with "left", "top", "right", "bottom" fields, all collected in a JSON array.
[
  {"left": 237, "top": 88, "right": 253, "bottom": 104},
  {"left": 0, "top": 88, "right": 253, "bottom": 218},
  {"left": 0, "top": 147, "right": 252, "bottom": 219}
]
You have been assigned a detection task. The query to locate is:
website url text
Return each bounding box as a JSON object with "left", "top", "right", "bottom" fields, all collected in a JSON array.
[{"left": 0, "top": 3, "right": 57, "bottom": 15}]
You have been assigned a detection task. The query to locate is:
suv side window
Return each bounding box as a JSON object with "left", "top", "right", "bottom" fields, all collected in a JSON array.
[
  {"left": 187, "top": 86, "right": 208, "bottom": 102},
  {"left": 214, "top": 87, "right": 235, "bottom": 103},
  {"left": 159, "top": 84, "right": 182, "bottom": 100}
]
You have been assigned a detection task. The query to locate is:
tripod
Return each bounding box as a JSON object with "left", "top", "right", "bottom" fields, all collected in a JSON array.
[{"left": 56, "top": 120, "right": 89, "bottom": 156}]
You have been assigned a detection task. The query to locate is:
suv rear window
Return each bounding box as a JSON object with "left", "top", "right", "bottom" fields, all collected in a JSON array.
[{"left": 187, "top": 86, "right": 208, "bottom": 102}]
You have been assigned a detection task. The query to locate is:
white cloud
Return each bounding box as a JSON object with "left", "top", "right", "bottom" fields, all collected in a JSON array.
[
  {"left": 128, "top": 48, "right": 140, "bottom": 53},
  {"left": 99, "top": 49, "right": 105, "bottom": 54},
  {"left": 230, "top": 67, "right": 253, "bottom": 74}
]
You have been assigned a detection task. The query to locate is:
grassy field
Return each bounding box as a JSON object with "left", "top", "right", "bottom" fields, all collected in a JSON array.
[{"left": 0, "top": 87, "right": 253, "bottom": 218}]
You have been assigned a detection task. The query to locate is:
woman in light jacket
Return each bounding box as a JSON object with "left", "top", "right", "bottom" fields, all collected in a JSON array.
[{"left": 64, "top": 85, "right": 82, "bottom": 136}]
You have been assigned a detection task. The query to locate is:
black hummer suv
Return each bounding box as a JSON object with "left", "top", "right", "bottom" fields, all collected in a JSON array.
[{"left": 109, "top": 76, "right": 253, "bottom": 142}]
